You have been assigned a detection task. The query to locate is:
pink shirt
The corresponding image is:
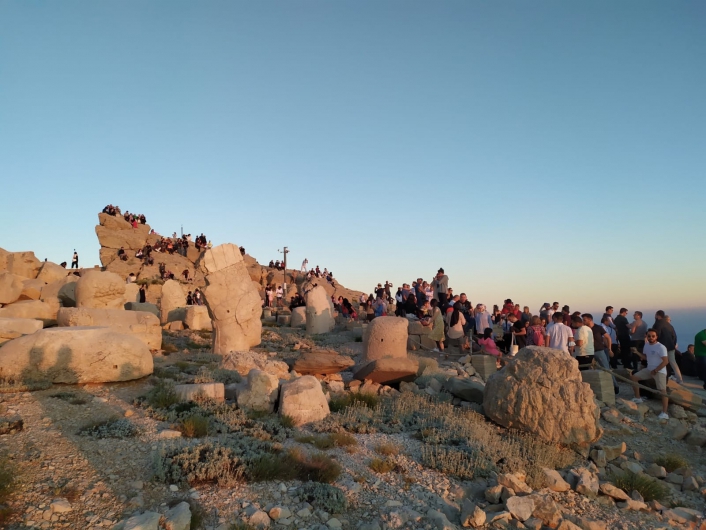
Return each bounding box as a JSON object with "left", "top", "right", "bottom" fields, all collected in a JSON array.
[{"left": 478, "top": 337, "right": 500, "bottom": 357}]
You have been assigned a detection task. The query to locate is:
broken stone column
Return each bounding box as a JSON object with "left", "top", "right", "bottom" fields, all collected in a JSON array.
[
  {"left": 197, "top": 243, "right": 261, "bottom": 353},
  {"left": 353, "top": 316, "right": 418, "bottom": 384},
  {"left": 305, "top": 284, "right": 335, "bottom": 335}
]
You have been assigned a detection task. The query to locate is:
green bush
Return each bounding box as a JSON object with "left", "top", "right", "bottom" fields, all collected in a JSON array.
[
  {"left": 147, "top": 379, "right": 181, "bottom": 408},
  {"left": 654, "top": 454, "right": 689, "bottom": 473},
  {"left": 610, "top": 471, "right": 670, "bottom": 502},
  {"left": 300, "top": 482, "right": 347, "bottom": 513},
  {"left": 78, "top": 418, "right": 138, "bottom": 439},
  {"left": 154, "top": 442, "right": 245, "bottom": 487},
  {"left": 179, "top": 414, "right": 210, "bottom": 438},
  {"left": 279, "top": 415, "right": 295, "bottom": 429}
]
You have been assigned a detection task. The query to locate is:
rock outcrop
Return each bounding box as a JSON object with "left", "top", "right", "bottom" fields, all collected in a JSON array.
[
  {"left": 0, "top": 272, "right": 24, "bottom": 304},
  {"left": 0, "top": 327, "right": 153, "bottom": 383},
  {"left": 0, "top": 300, "right": 58, "bottom": 325},
  {"left": 75, "top": 270, "right": 126, "bottom": 310},
  {"left": 483, "top": 346, "right": 603, "bottom": 448},
  {"left": 159, "top": 280, "right": 185, "bottom": 324},
  {"left": 0, "top": 249, "right": 42, "bottom": 279},
  {"left": 184, "top": 305, "right": 211, "bottom": 331},
  {"left": 235, "top": 369, "right": 280, "bottom": 413},
  {"left": 305, "top": 284, "right": 335, "bottom": 335},
  {"left": 197, "top": 244, "right": 262, "bottom": 353},
  {"left": 0, "top": 317, "right": 44, "bottom": 345},
  {"left": 57, "top": 307, "right": 162, "bottom": 350},
  {"left": 279, "top": 375, "right": 330, "bottom": 426}
]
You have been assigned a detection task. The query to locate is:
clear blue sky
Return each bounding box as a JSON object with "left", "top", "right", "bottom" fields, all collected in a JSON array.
[{"left": 1, "top": 1, "right": 704, "bottom": 315}]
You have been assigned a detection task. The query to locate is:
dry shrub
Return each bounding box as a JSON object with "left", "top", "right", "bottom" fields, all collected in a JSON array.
[
  {"left": 179, "top": 414, "right": 210, "bottom": 438},
  {"left": 374, "top": 442, "right": 400, "bottom": 456},
  {"left": 369, "top": 458, "right": 400, "bottom": 473},
  {"left": 611, "top": 470, "right": 670, "bottom": 502},
  {"left": 162, "top": 341, "right": 179, "bottom": 354},
  {"left": 654, "top": 454, "right": 688, "bottom": 473},
  {"left": 329, "top": 392, "right": 379, "bottom": 413}
]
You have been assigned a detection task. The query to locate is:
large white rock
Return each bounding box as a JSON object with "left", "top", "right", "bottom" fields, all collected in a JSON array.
[
  {"left": 362, "top": 316, "right": 408, "bottom": 363},
  {"left": 40, "top": 275, "right": 79, "bottom": 308},
  {"left": 290, "top": 306, "right": 306, "bottom": 328},
  {"left": 305, "top": 285, "right": 335, "bottom": 335},
  {"left": 159, "top": 279, "right": 186, "bottom": 324},
  {"left": 0, "top": 317, "right": 43, "bottom": 344},
  {"left": 279, "top": 375, "right": 330, "bottom": 426},
  {"left": 174, "top": 383, "right": 225, "bottom": 403},
  {"left": 483, "top": 346, "right": 603, "bottom": 449},
  {"left": 95, "top": 213, "right": 151, "bottom": 250},
  {"left": 236, "top": 369, "right": 280, "bottom": 413},
  {"left": 123, "top": 283, "right": 140, "bottom": 305},
  {"left": 0, "top": 250, "right": 42, "bottom": 279},
  {"left": 36, "top": 261, "right": 69, "bottom": 284},
  {"left": 0, "top": 272, "right": 25, "bottom": 304},
  {"left": 19, "top": 278, "right": 45, "bottom": 301},
  {"left": 221, "top": 351, "right": 290, "bottom": 379},
  {"left": 0, "top": 327, "right": 153, "bottom": 383},
  {"left": 57, "top": 307, "right": 162, "bottom": 350},
  {"left": 197, "top": 244, "right": 262, "bottom": 353},
  {"left": 0, "top": 300, "right": 57, "bottom": 325},
  {"left": 75, "top": 270, "right": 126, "bottom": 309},
  {"left": 184, "top": 305, "right": 212, "bottom": 331}
]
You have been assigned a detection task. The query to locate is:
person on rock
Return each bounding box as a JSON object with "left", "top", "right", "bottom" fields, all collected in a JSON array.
[
  {"left": 71, "top": 250, "right": 79, "bottom": 269},
  {"left": 186, "top": 291, "right": 193, "bottom": 305},
  {"left": 276, "top": 285, "right": 284, "bottom": 307},
  {"left": 301, "top": 258, "right": 308, "bottom": 273},
  {"left": 431, "top": 268, "right": 449, "bottom": 305},
  {"left": 264, "top": 286, "right": 272, "bottom": 307},
  {"left": 139, "top": 285, "right": 147, "bottom": 304},
  {"left": 630, "top": 329, "right": 670, "bottom": 419}
]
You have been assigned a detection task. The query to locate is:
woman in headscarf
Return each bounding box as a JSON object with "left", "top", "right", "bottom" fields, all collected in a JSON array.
[{"left": 446, "top": 302, "right": 468, "bottom": 349}]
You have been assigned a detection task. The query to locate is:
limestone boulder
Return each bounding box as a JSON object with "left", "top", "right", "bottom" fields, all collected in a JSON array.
[
  {"left": 125, "top": 302, "right": 160, "bottom": 318},
  {"left": 123, "top": 283, "right": 140, "bottom": 305},
  {"left": 197, "top": 244, "right": 262, "bottom": 353},
  {"left": 20, "top": 279, "right": 45, "bottom": 301},
  {"left": 291, "top": 306, "right": 306, "bottom": 328},
  {"left": 174, "top": 383, "right": 225, "bottom": 403},
  {"left": 40, "top": 275, "right": 78, "bottom": 308},
  {"left": 445, "top": 377, "right": 485, "bottom": 404},
  {"left": 279, "top": 375, "right": 330, "bottom": 426},
  {"left": 235, "top": 369, "right": 280, "bottom": 413},
  {"left": 75, "top": 270, "right": 126, "bottom": 309},
  {"left": 57, "top": 307, "right": 162, "bottom": 350},
  {"left": 0, "top": 317, "right": 43, "bottom": 345},
  {"left": 0, "top": 251, "right": 42, "bottom": 279},
  {"left": 0, "top": 327, "right": 153, "bottom": 383},
  {"left": 221, "top": 351, "right": 290, "bottom": 379},
  {"left": 291, "top": 350, "right": 355, "bottom": 375},
  {"left": 0, "top": 272, "right": 25, "bottom": 304},
  {"left": 95, "top": 213, "right": 150, "bottom": 250},
  {"left": 160, "top": 280, "right": 186, "bottom": 324},
  {"left": 0, "top": 300, "right": 57, "bottom": 325},
  {"left": 99, "top": 248, "right": 118, "bottom": 267},
  {"left": 305, "top": 285, "right": 335, "bottom": 335},
  {"left": 106, "top": 256, "right": 144, "bottom": 281},
  {"left": 362, "top": 316, "right": 408, "bottom": 363},
  {"left": 36, "top": 261, "right": 69, "bottom": 284},
  {"left": 483, "top": 346, "right": 603, "bottom": 448},
  {"left": 353, "top": 357, "right": 419, "bottom": 384},
  {"left": 184, "top": 305, "right": 212, "bottom": 331}
]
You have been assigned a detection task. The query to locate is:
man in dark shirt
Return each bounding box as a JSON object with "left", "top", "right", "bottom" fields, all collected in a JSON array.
[{"left": 614, "top": 307, "right": 633, "bottom": 369}]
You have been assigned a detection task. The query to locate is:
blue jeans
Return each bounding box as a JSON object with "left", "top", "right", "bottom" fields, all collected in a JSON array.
[{"left": 594, "top": 349, "right": 617, "bottom": 387}]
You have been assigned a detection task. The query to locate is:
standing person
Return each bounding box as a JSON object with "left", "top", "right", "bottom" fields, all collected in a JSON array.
[
  {"left": 139, "top": 284, "right": 146, "bottom": 304},
  {"left": 652, "top": 310, "right": 681, "bottom": 383},
  {"left": 601, "top": 315, "right": 619, "bottom": 368},
  {"left": 446, "top": 302, "right": 468, "bottom": 349},
  {"left": 614, "top": 308, "right": 634, "bottom": 369},
  {"left": 71, "top": 250, "right": 79, "bottom": 269},
  {"left": 276, "top": 285, "right": 284, "bottom": 307},
  {"left": 583, "top": 314, "right": 618, "bottom": 393},
  {"left": 602, "top": 306, "right": 616, "bottom": 329},
  {"left": 474, "top": 304, "right": 493, "bottom": 338},
  {"left": 264, "top": 286, "right": 271, "bottom": 307},
  {"left": 694, "top": 329, "right": 706, "bottom": 389},
  {"left": 512, "top": 315, "right": 527, "bottom": 349},
  {"left": 431, "top": 268, "right": 449, "bottom": 305},
  {"left": 521, "top": 306, "right": 532, "bottom": 324},
  {"left": 561, "top": 306, "right": 572, "bottom": 327},
  {"left": 571, "top": 314, "right": 594, "bottom": 366},
  {"left": 545, "top": 312, "right": 573, "bottom": 354},
  {"left": 630, "top": 311, "right": 648, "bottom": 354},
  {"left": 547, "top": 302, "right": 559, "bottom": 320},
  {"left": 300, "top": 258, "right": 308, "bottom": 273},
  {"left": 429, "top": 299, "right": 445, "bottom": 354},
  {"left": 630, "top": 329, "right": 670, "bottom": 419}
]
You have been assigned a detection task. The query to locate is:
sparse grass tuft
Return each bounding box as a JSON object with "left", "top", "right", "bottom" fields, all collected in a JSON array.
[
  {"left": 294, "top": 432, "right": 357, "bottom": 450},
  {"left": 179, "top": 414, "right": 210, "bottom": 438},
  {"left": 610, "top": 470, "right": 670, "bottom": 502},
  {"left": 374, "top": 442, "right": 400, "bottom": 456},
  {"left": 279, "top": 414, "right": 295, "bottom": 429},
  {"left": 50, "top": 392, "right": 88, "bottom": 405},
  {"left": 186, "top": 340, "right": 204, "bottom": 350},
  {"left": 654, "top": 454, "right": 689, "bottom": 473},
  {"left": 329, "top": 392, "right": 379, "bottom": 412},
  {"left": 369, "top": 458, "right": 400, "bottom": 473},
  {"left": 0, "top": 377, "right": 52, "bottom": 393}
]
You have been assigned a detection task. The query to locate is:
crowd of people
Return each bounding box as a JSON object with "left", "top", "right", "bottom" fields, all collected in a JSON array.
[
  {"left": 102, "top": 204, "right": 147, "bottom": 226},
  {"left": 345, "top": 267, "right": 705, "bottom": 421}
]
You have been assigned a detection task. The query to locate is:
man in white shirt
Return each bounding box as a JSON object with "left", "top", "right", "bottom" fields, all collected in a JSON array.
[
  {"left": 630, "top": 329, "right": 669, "bottom": 419},
  {"left": 301, "top": 259, "right": 308, "bottom": 273},
  {"left": 544, "top": 312, "right": 573, "bottom": 354},
  {"left": 571, "top": 315, "right": 594, "bottom": 366}
]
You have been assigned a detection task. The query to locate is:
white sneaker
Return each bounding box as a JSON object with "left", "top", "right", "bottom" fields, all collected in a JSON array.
[
  {"left": 658, "top": 412, "right": 669, "bottom": 420},
  {"left": 431, "top": 348, "right": 440, "bottom": 353},
  {"left": 632, "top": 398, "right": 645, "bottom": 404}
]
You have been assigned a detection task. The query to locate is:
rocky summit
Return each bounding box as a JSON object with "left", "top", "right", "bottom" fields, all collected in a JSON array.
[{"left": 0, "top": 210, "right": 705, "bottom": 530}]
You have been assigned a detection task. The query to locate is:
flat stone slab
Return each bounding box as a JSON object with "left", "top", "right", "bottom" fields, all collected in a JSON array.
[{"left": 353, "top": 357, "right": 419, "bottom": 384}]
